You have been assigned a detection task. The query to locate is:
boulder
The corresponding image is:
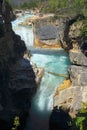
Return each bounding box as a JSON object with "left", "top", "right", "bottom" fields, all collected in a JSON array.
[
  {"left": 32, "top": 15, "right": 66, "bottom": 48},
  {"left": 34, "top": 22, "right": 64, "bottom": 48},
  {"left": 68, "top": 65, "right": 87, "bottom": 86},
  {"left": 53, "top": 85, "right": 87, "bottom": 116},
  {"left": 35, "top": 24, "right": 59, "bottom": 40},
  {"left": 69, "top": 50, "right": 87, "bottom": 66}
]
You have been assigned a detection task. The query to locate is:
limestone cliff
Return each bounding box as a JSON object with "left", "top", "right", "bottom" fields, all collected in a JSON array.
[{"left": 53, "top": 14, "right": 87, "bottom": 116}]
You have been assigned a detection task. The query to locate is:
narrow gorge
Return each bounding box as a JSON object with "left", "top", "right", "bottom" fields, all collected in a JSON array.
[
  {"left": 0, "top": 0, "right": 87, "bottom": 130},
  {"left": 12, "top": 11, "right": 70, "bottom": 130}
]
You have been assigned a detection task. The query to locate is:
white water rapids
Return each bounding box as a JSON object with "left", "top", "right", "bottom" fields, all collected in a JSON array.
[{"left": 12, "top": 14, "right": 70, "bottom": 130}]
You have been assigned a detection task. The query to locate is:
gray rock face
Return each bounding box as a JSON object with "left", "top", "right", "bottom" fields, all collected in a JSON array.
[
  {"left": 9, "top": 58, "right": 36, "bottom": 90},
  {"left": 35, "top": 24, "right": 59, "bottom": 40},
  {"left": 54, "top": 65, "right": 87, "bottom": 114},
  {"left": 8, "top": 58, "right": 37, "bottom": 112},
  {"left": 33, "top": 16, "right": 66, "bottom": 47},
  {"left": 0, "top": 1, "right": 42, "bottom": 128},
  {"left": 54, "top": 86, "right": 82, "bottom": 112},
  {"left": 54, "top": 52, "right": 87, "bottom": 116},
  {"left": 68, "top": 65, "right": 87, "bottom": 86},
  {"left": 69, "top": 50, "right": 87, "bottom": 66},
  {"left": 54, "top": 85, "right": 87, "bottom": 114},
  {"left": 54, "top": 60, "right": 87, "bottom": 114}
]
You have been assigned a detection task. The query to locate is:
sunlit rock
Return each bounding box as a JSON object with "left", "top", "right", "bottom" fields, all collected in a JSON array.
[
  {"left": 54, "top": 79, "right": 71, "bottom": 97},
  {"left": 53, "top": 65, "right": 87, "bottom": 116},
  {"left": 69, "top": 21, "right": 83, "bottom": 39},
  {"left": 69, "top": 50, "right": 87, "bottom": 66},
  {"left": 34, "top": 36, "right": 61, "bottom": 48},
  {"left": 69, "top": 65, "right": 87, "bottom": 86}
]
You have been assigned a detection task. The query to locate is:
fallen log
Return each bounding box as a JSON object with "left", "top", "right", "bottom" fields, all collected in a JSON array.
[{"left": 47, "top": 71, "right": 69, "bottom": 78}]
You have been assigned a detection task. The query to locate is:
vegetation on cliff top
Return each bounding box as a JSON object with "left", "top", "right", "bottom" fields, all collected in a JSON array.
[
  {"left": 40, "top": 0, "right": 87, "bottom": 13},
  {"left": 11, "top": 0, "right": 87, "bottom": 13},
  {"left": 81, "top": 19, "right": 87, "bottom": 37}
]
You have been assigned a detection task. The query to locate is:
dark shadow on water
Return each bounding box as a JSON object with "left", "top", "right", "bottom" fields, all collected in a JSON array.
[{"left": 30, "top": 48, "right": 68, "bottom": 56}]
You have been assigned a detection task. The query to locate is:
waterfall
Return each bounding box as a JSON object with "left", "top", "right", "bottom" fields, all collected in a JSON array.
[
  {"left": 25, "top": 51, "right": 70, "bottom": 130},
  {"left": 12, "top": 14, "right": 70, "bottom": 130},
  {"left": 12, "top": 14, "right": 34, "bottom": 48}
]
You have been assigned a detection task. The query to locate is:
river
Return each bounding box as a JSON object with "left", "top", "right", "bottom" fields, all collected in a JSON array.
[{"left": 12, "top": 14, "right": 70, "bottom": 130}]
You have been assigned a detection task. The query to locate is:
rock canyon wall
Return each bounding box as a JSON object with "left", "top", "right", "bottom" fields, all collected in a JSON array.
[
  {"left": 53, "top": 14, "right": 87, "bottom": 116},
  {"left": 0, "top": 1, "right": 43, "bottom": 129}
]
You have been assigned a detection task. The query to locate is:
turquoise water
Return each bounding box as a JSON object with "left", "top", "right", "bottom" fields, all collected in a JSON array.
[
  {"left": 31, "top": 50, "right": 70, "bottom": 112},
  {"left": 12, "top": 15, "right": 70, "bottom": 130},
  {"left": 26, "top": 50, "right": 70, "bottom": 130}
]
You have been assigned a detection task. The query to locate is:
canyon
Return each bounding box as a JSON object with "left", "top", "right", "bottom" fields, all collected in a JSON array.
[
  {"left": 0, "top": 1, "right": 43, "bottom": 129},
  {"left": 0, "top": 0, "right": 87, "bottom": 130}
]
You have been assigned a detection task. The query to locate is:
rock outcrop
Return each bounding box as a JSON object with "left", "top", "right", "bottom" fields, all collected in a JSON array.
[
  {"left": 20, "top": 14, "right": 66, "bottom": 48},
  {"left": 54, "top": 65, "right": 87, "bottom": 109},
  {"left": 33, "top": 15, "right": 65, "bottom": 48},
  {"left": 69, "top": 65, "right": 87, "bottom": 86},
  {"left": 69, "top": 50, "right": 87, "bottom": 66},
  {"left": 53, "top": 14, "right": 87, "bottom": 116},
  {"left": 21, "top": 14, "right": 85, "bottom": 50},
  {"left": 0, "top": 1, "right": 43, "bottom": 129}
]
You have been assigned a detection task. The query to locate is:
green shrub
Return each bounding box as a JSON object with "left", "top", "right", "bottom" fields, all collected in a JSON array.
[
  {"left": 81, "top": 19, "right": 87, "bottom": 37},
  {"left": 11, "top": 116, "right": 20, "bottom": 130},
  {"left": 20, "top": 2, "right": 37, "bottom": 9},
  {"left": 10, "top": 0, "right": 87, "bottom": 13},
  {"left": 72, "top": 108, "right": 87, "bottom": 130}
]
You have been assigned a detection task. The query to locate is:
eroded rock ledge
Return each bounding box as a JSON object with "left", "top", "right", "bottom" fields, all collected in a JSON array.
[
  {"left": 19, "top": 13, "right": 85, "bottom": 50},
  {"left": 54, "top": 48, "right": 87, "bottom": 117},
  {"left": 53, "top": 14, "right": 87, "bottom": 117}
]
